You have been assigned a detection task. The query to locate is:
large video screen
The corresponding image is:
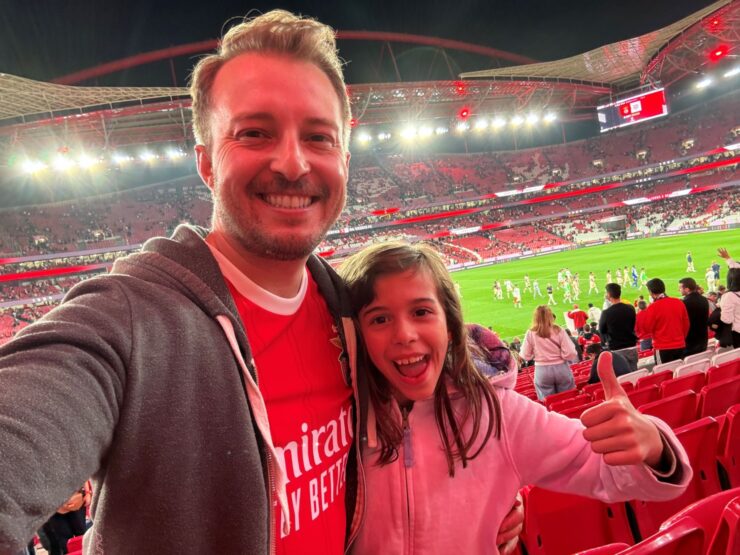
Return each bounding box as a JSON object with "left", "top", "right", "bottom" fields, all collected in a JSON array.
[{"left": 597, "top": 88, "right": 668, "bottom": 133}]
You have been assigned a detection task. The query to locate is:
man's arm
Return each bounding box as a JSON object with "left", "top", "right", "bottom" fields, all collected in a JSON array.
[{"left": 0, "top": 279, "right": 128, "bottom": 552}]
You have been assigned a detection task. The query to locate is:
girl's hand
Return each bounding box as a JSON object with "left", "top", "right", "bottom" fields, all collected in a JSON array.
[{"left": 580, "top": 353, "right": 664, "bottom": 468}]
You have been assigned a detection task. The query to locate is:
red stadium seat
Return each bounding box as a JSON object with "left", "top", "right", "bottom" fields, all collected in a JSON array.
[
  {"left": 561, "top": 400, "right": 601, "bottom": 419},
  {"left": 571, "top": 543, "right": 630, "bottom": 555},
  {"left": 550, "top": 395, "right": 592, "bottom": 413},
  {"left": 707, "top": 360, "right": 740, "bottom": 385},
  {"left": 544, "top": 388, "right": 581, "bottom": 408},
  {"left": 638, "top": 390, "right": 697, "bottom": 429},
  {"left": 717, "top": 405, "right": 740, "bottom": 489},
  {"left": 67, "top": 535, "right": 83, "bottom": 552},
  {"left": 618, "top": 519, "right": 704, "bottom": 554},
  {"left": 659, "top": 372, "right": 705, "bottom": 399},
  {"left": 706, "top": 496, "right": 740, "bottom": 555},
  {"left": 636, "top": 370, "right": 672, "bottom": 390},
  {"left": 626, "top": 385, "right": 660, "bottom": 409},
  {"left": 629, "top": 417, "right": 722, "bottom": 538},
  {"left": 698, "top": 375, "right": 740, "bottom": 418},
  {"left": 519, "top": 487, "right": 633, "bottom": 555},
  {"left": 659, "top": 488, "right": 740, "bottom": 555},
  {"left": 581, "top": 382, "right": 603, "bottom": 397}
]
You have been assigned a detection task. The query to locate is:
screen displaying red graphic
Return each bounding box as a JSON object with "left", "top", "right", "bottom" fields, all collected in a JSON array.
[{"left": 597, "top": 88, "right": 668, "bottom": 132}]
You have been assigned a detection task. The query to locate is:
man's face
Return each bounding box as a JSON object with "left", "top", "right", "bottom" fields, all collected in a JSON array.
[
  {"left": 679, "top": 284, "right": 689, "bottom": 297},
  {"left": 196, "top": 53, "right": 349, "bottom": 261}
]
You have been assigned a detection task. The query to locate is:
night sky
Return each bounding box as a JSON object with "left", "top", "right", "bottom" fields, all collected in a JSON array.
[{"left": 1, "top": 0, "right": 716, "bottom": 87}]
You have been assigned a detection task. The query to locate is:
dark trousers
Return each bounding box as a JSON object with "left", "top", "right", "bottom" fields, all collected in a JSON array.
[
  {"left": 656, "top": 348, "right": 684, "bottom": 365},
  {"left": 40, "top": 509, "right": 86, "bottom": 555}
]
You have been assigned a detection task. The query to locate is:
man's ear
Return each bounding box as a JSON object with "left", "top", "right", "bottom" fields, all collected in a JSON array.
[{"left": 195, "top": 144, "right": 214, "bottom": 191}]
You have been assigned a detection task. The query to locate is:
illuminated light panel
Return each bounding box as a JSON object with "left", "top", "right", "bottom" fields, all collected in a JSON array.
[
  {"left": 709, "top": 44, "right": 730, "bottom": 62},
  {"left": 495, "top": 189, "right": 520, "bottom": 197},
  {"left": 399, "top": 126, "right": 417, "bottom": 140},
  {"left": 523, "top": 185, "right": 545, "bottom": 193},
  {"left": 418, "top": 126, "right": 433, "bottom": 138},
  {"left": 112, "top": 153, "right": 133, "bottom": 165},
  {"left": 21, "top": 159, "right": 46, "bottom": 174},
  {"left": 492, "top": 117, "right": 507, "bottom": 128},
  {"left": 474, "top": 118, "right": 488, "bottom": 130},
  {"left": 695, "top": 78, "right": 713, "bottom": 89},
  {"left": 510, "top": 115, "right": 524, "bottom": 126},
  {"left": 455, "top": 122, "right": 469, "bottom": 133},
  {"left": 434, "top": 126, "right": 448, "bottom": 135},
  {"left": 78, "top": 154, "right": 99, "bottom": 169},
  {"left": 725, "top": 142, "right": 740, "bottom": 151},
  {"left": 377, "top": 132, "right": 391, "bottom": 141},
  {"left": 52, "top": 155, "right": 75, "bottom": 171},
  {"left": 526, "top": 113, "right": 540, "bottom": 125},
  {"left": 723, "top": 67, "right": 740, "bottom": 78},
  {"left": 139, "top": 151, "right": 156, "bottom": 162},
  {"left": 543, "top": 112, "right": 557, "bottom": 123},
  {"left": 623, "top": 197, "right": 650, "bottom": 205},
  {"left": 166, "top": 149, "right": 186, "bottom": 160},
  {"left": 356, "top": 132, "right": 372, "bottom": 144}
]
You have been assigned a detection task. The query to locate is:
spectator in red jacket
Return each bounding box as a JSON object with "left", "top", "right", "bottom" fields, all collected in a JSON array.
[
  {"left": 636, "top": 278, "right": 690, "bottom": 364},
  {"left": 567, "top": 304, "right": 589, "bottom": 333}
]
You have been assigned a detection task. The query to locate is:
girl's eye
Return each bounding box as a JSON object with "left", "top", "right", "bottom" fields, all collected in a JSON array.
[
  {"left": 414, "top": 308, "right": 432, "bottom": 317},
  {"left": 369, "top": 315, "right": 388, "bottom": 326}
]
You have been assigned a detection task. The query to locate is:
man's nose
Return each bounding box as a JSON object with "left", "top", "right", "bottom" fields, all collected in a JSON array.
[{"left": 270, "top": 134, "right": 310, "bottom": 182}]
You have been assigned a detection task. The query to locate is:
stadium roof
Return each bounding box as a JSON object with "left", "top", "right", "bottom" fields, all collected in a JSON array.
[
  {"left": 0, "top": 0, "right": 736, "bottom": 156},
  {"left": 460, "top": 0, "right": 735, "bottom": 88}
]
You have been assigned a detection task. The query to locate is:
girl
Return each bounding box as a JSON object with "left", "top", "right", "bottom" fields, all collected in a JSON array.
[
  {"left": 339, "top": 242, "right": 690, "bottom": 555},
  {"left": 520, "top": 305, "right": 577, "bottom": 400}
]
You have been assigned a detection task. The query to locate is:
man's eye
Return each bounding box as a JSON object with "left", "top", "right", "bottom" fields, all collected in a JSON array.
[
  {"left": 308, "top": 134, "right": 335, "bottom": 146},
  {"left": 237, "top": 130, "right": 268, "bottom": 139}
]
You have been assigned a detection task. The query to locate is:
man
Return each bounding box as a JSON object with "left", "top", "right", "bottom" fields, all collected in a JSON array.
[
  {"left": 686, "top": 251, "right": 695, "bottom": 273},
  {"left": 567, "top": 304, "right": 588, "bottom": 333},
  {"left": 0, "top": 11, "right": 524, "bottom": 554},
  {"left": 588, "top": 272, "right": 598, "bottom": 294},
  {"left": 586, "top": 344, "right": 631, "bottom": 384},
  {"left": 512, "top": 284, "right": 522, "bottom": 308},
  {"left": 599, "top": 283, "right": 639, "bottom": 372},
  {"left": 587, "top": 302, "right": 601, "bottom": 324},
  {"left": 546, "top": 283, "right": 557, "bottom": 306},
  {"left": 707, "top": 291, "right": 719, "bottom": 313},
  {"left": 711, "top": 260, "right": 721, "bottom": 282},
  {"left": 639, "top": 267, "right": 648, "bottom": 289},
  {"left": 532, "top": 278, "right": 543, "bottom": 298},
  {"left": 705, "top": 267, "right": 716, "bottom": 293},
  {"left": 637, "top": 278, "right": 690, "bottom": 364},
  {"left": 679, "top": 277, "right": 709, "bottom": 356},
  {"left": 523, "top": 274, "right": 532, "bottom": 293}
]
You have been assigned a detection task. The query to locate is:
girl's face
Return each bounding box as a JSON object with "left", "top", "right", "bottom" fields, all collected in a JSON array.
[{"left": 358, "top": 268, "right": 450, "bottom": 403}]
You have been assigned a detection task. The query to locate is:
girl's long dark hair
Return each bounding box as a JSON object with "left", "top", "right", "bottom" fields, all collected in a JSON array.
[{"left": 339, "top": 242, "right": 501, "bottom": 476}]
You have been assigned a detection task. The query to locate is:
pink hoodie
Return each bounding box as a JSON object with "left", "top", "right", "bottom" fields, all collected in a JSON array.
[{"left": 352, "top": 387, "right": 691, "bottom": 555}]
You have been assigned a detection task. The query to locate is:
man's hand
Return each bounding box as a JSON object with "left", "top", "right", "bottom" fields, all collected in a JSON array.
[
  {"left": 718, "top": 247, "right": 731, "bottom": 260},
  {"left": 581, "top": 353, "right": 664, "bottom": 467},
  {"left": 497, "top": 493, "right": 524, "bottom": 554},
  {"left": 57, "top": 491, "right": 85, "bottom": 514}
]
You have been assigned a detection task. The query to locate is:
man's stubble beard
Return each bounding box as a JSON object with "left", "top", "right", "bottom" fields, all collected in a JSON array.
[{"left": 211, "top": 175, "right": 345, "bottom": 261}]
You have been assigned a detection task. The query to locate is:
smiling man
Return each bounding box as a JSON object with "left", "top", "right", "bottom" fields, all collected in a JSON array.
[{"left": 0, "top": 10, "right": 523, "bottom": 555}]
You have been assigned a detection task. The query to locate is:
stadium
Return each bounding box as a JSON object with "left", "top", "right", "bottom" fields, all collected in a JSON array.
[{"left": 0, "top": 0, "right": 739, "bottom": 554}]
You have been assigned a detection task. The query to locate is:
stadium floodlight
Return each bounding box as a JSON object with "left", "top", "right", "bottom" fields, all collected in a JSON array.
[
  {"left": 526, "top": 113, "right": 540, "bottom": 125},
  {"left": 510, "top": 115, "right": 524, "bottom": 126},
  {"left": 474, "top": 118, "right": 488, "bottom": 131},
  {"left": 77, "top": 154, "right": 99, "bottom": 169},
  {"left": 377, "top": 132, "right": 391, "bottom": 141},
  {"left": 723, "top": 66, "right": 740, "bottom": 78},
  {"left": 455, "top": 121, "right": 469, "bottom": 133},
  {"left": 112, "top": 152, "right": 133, "bottom": 165},
  {"left": 166, "top": 148, "right": 186, "bottom": 160},
  {"left": 695, "top": 77, "right": 713, "bottom": 89},
  {"left": 21, "top": 159, "right": 46, "bottom": 174},
  {"left": 139, "top": 151, "right": 156, "bottom": 162},
  {"left": 52, "top": 155, "right": 75, "bottom": 171},
  {"left": 492, "top": 117, "right": 507, "bottom": 129},
  {"left": 399, "top": 126, "right": 417, "bottom": 140},
  {"left": 418, "top": 126, "right": 433, "bottom": 138},
  {"left": 543, "top": 112, "right": 558, "bottom": 123},
  {"left": 356, "top": 132, "right": 372, "bottom": 144},
  {"left": 434, "top": 126, "right": 449, "bottom": 135}
]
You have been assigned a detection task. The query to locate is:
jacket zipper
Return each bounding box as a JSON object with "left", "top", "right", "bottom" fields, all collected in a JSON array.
[
  {"left": 402, "top": 406, "right": 414, "bottom": 555},
  {"left": 252, "top": 358, "right": 277, "bottom": 555}
]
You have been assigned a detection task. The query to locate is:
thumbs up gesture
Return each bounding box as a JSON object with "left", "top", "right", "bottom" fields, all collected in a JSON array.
[{"left": 581, "top": 353, "right": 664, "bottom": 468}]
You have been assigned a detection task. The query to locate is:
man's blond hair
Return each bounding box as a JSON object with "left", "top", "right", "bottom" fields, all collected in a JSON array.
[{"left": 189, "top": 9, "right": 351, "bottom": 150}]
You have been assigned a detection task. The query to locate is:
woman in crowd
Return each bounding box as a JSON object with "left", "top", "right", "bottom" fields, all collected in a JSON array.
[{"left": 520, "top": 305, "right": 578, "bottom": 399}]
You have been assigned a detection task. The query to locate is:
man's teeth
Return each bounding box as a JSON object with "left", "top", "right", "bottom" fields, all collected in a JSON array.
[
  {"left": 395, "top": 355, "right": 425, "bottom": 366},
  {"left": 264, "top": 194, "right": 313, "bottom": 209}
]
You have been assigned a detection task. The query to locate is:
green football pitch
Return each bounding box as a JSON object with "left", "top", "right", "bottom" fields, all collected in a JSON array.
[{"left": 453, "top": 229, "right": 739, "bottom": 342}]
